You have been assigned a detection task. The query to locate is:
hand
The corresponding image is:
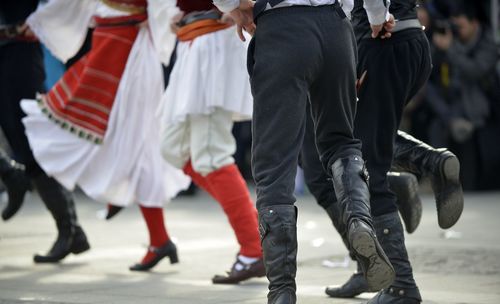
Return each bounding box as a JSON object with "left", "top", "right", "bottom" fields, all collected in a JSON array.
[
  {"left": 370, "top": 13, "right": 395, "bottom": 39},
  {"left": 219, "top": 13, "right": 236, "bottom": 26},
  {"left": 433, "top": 29, "right": 453, "bottom": 50},
  {"left": 228, "top": 0, "right": 256, "bottom": 41},
  {"left": 18, "top": 23, "right": 36, "bottom": 39},
  {"left": 170, "top": 11, "right": 185, "bottom": 34}
]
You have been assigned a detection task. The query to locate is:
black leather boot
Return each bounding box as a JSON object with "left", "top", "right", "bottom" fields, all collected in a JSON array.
[
  {"left": 325, "top": 261, "right": 369, "bottom": 298},
  {"left": 259, "top": 205, "right": 297, "bottom": 304},
  {"left": 32, "top": 174, "right": 90, "bottom": 263},
  {"left": 324, "top": 202, "right": 369, "bottom": 298},
  {"left": 367, "top": 212, "right": 422, "bottom": 304},
  {"left": 0, "top": 151, "right": 31, "bottom": 221},
  {"left": 331, "top": 156, "right": 394, "bottom": 292},
  {"left": 387, "top": 172, "right": 422, "bottom": 234},
  {"left": 324, "top": 202, "right": 352, "bottom": 257},
  {"left": 392, "top": 131, "right": 463, "bottom": 229}
]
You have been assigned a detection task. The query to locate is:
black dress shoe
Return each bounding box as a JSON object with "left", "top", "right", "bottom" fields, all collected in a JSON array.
[
  {"left": 129, "top": 239, "right": 179, "bottom": 271},
  {"left": 367, "top": 287, "right": 421, "bottom": 304},
  {"left": 325, "top": 272, "right": 368, "bottom": 298},
  {"left": 105, "top": 204, "right": 123, "bottom": 220},
  {"left": 34, "top": 226, "right": 90, "bottom": 263},
  {"left": 212, "top": 256, "right": 266, "bottom": 284}
]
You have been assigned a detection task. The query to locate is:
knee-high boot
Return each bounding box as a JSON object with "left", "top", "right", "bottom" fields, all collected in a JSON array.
[
  {"left": 324, "top": 171, "right": 420, "bottom": 298},
  {"left": 392, "top": 130, "right": 463, "bottom": 229},
  {"left": 324, "top": 201, "right": 369, "bottom": 298},
  {"left": 367, "top": 211, "right": 421, "bottom": 303},
  {"left": 259, "top": 205, "right": 297, "bottom": 304},
  {"left": 32, "top": 173, "right": 90, "bottom": 263},
  {"left": 0, "top": 150, "right": 31, "bottom": 221},
  {"left": 387, "top": 172, "right": 422, "bottom": 234},
  {"left": 331, "top": 155, "right": 394, "bottom": 291}
]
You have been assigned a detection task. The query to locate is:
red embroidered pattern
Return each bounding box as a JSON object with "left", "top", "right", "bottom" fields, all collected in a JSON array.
[{"left": 40, "top": 14, "right": 146, "bottom": 144}]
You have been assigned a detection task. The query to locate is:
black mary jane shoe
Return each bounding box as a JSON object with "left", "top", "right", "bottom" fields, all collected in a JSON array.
[
  {"left": 105, "top": 204, "right": 123, "bottom": 220},
  {"left": 129, "top": 240, "right": 179, "bottom": 271},
  {"left": 212, "top": 256, "right": 266, "bottom": 284}
]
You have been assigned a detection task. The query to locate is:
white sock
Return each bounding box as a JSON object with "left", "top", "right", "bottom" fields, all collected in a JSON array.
[{"left": 235, "top": 255, "right": 260, "bottom": 271}]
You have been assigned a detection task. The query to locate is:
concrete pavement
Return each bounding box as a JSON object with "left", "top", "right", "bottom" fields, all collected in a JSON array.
[{"left": 1, "top": 189, "right": 499, "bottom": 304}]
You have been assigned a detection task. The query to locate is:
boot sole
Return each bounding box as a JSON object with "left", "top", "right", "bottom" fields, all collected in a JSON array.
[
  {"left": 351, "top": 229, "right": 395, "bottom": 292},
  {"left": 437, "top": 156, "right": 464, "bottom": 229},
  {"left": 212, "top": 271, "right": 265, "bottom": 284}
]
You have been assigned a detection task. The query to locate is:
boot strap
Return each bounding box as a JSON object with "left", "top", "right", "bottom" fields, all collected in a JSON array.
[{"left": 384, "top": 286, "right": 421, "bottom": 300}]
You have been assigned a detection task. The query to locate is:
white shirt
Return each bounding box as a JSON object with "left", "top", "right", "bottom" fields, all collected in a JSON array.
[{"left": 213, "top": 0, "right": 390, "bottom": 25}]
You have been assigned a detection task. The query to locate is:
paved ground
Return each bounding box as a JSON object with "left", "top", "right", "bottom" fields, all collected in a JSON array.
[{"left": 1, "top": 188, "right": 499, "bottom": 304}]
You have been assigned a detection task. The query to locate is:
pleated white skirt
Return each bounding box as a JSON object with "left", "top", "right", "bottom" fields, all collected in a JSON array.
[
  {"left": 160, "top": 26, "right": 253, "bottom": 125},
  {"left": 21, "top": 27, "right": 190, "bottom": 207}
]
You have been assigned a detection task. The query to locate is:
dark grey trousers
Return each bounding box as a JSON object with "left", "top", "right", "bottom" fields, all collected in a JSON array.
[
  {"left": 354, "top": 29, "right": 432, "bottom": 216},
  {"left": 300, "top": 29, "right": 432, "bottom": 216},
  {"left": 0, "top": 41, "right": 45, "bottom": 177},
  {"left": 248, "top": 4, "right": 362, "bottom": 209}
]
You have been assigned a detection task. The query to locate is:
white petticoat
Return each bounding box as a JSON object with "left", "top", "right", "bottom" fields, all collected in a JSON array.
[
  {"left": 160, "top": 26, "right": 253, "bottom": 125},
  {"left": 21, "top": 27, "right": 190, "bottom": 207}
]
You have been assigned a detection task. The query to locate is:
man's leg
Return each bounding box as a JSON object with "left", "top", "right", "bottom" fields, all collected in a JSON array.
[
  {"left": 300, "top": 105, "right": 422, "bottom": 298},
  {"left": 354, "top": 32, "right": 432, "bottom": 304},
  {"left": 0, "top": 148, "right": 31, "bottom": 220},
  {"left": 299, "top": 107, "right": 369, "bottom": 298},
  {"left": 250, "top": 7, "right": 316, "bottom": 303},
  {"left": 0, "top": 42, "right": 90, "bottom": 262},
  {"left": 250, "top": 5, "right": 391, "bottom": 303},
  {"left": 392, "top": 130, "right": 463, "bottom": 229},
  {"left": 306, "top": 7, "right": 394, "bottom": 293}
]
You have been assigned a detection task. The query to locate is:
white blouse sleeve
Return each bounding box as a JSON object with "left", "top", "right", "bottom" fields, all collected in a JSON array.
[
  {"left": 363, "top": 0, "right": 390, "bottom": 25},
  {"left": 27, "top": 0, "right": 98, "bottom": 63},
  {"left": 340, "top": 0, "right": 354, "bottom": 19},
  {"left": 147, "top": 0, "right": 180, "bottom": 66},
  {"left": 212, "top": 0, "right": 240, "bottom": 13}
]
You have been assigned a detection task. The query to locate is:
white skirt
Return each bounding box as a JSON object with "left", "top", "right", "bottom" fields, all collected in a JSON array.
[
  {"left": 160, "top": 26, "right": 253, "bottom": 125},
  {"left": 21, "top": 27, "right": 190, "bottom": 207}
]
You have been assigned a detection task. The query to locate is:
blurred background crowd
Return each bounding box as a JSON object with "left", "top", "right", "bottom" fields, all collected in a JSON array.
[
  {"left": 404, "top": 0, "right": 500, "bottom": 191},
  {"left": 235, "top": 0, "right": 500, "bottom": 192}
]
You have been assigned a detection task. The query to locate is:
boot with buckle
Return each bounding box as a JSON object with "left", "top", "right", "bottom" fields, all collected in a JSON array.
[
  {"left": 367, "top": 211, "right": 422, "bottom": 304},
  {"left": 259, "top": 205, "right": 297, "bottom": 304}
]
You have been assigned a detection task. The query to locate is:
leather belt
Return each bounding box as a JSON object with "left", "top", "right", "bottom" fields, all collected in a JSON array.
[
  {"left": 0, "top": 24, "right": 22, "bottom": 40},
  {"left": 178, "top": 10, "right": 222, "bottom": 27},
  {"left": 393, "top": 19, "right": 423, "bottom": 33}
]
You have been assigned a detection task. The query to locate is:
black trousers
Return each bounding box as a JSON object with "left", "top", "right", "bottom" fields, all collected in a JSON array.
[
  {"left": 0, "top": 41, "right": 46, "bottom": 177},
  {"left": 249, "top": 5, "right": 362, "bottom": 209},
  {"left": 299, "top": 104, "right": 334, "bottom": 210},
  {"left": 355, "top": 29, "right": 431, "bottom": 215},
  {"left": 301, "top": 29, "right": 432, "bottom": 216}
]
